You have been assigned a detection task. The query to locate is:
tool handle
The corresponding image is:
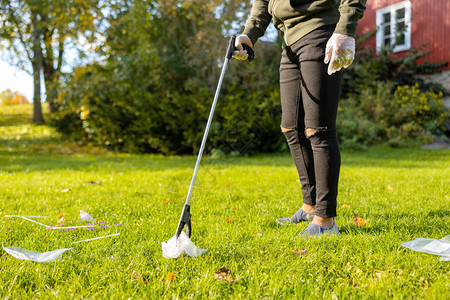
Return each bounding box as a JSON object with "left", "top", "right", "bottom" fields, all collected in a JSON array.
[
  {"left": 226, "top": 36, "right": 255, "bottom": 61},
  {"left": 242, "top": 44, "right": 255, "bottom": 61}
]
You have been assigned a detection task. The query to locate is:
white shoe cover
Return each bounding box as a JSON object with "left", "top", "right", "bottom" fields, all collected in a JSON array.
[{"left": 161, "top": 231, "right": 207, "bottom": 259}]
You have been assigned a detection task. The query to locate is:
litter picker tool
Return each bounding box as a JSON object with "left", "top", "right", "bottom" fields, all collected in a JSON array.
[
  {"left": 162, "top": 36, "right": 254, "bottom": 259},
  {"left": 175, "top": 36, "right": 253, "bottom": 239}
]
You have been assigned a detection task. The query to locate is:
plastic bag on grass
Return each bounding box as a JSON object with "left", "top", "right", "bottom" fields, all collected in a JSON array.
[
  {"left": 401, "top": 235, "right": 450, "bottom": 261},
  {"left": 2, "top": 246, "right": 71, "bottom": 262},
  {"left": 80, "top": 210, "right": 95, "bottom": 222},
  {"left": 161, "top": 231, "right": 207, "bottom": 259}
]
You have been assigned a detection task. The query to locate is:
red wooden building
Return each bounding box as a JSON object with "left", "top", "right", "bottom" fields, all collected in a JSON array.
[
  {"left": 354, "top": 0, "right": 450, "bottom": 138},
  {"left": 356, "top": 0, "right": 450, "bottom": 92},
  {"left": 356, "top": 0, "right": 449, "bottom": 67}
]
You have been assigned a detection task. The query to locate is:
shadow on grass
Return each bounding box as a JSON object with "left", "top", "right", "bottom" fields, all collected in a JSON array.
[
  {"left": 0, "top": 147, "right": 448, "bottom": 174},
  {"left": 1, "top": 135, "right": 64, "bottom": 149},
  {"left": 0, "top": 150, "right": 198, "bottom": 173},
  {"left": 0, "top": 113, "right": 33, "bottom": 126},
  {"left": 341, "top": 146, "right": 450, "bottom": 169},
  {"left": 1, "top": 126, "right": 449, "bottom": 173}
]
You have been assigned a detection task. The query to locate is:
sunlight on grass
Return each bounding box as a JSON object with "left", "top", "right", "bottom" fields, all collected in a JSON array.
[
  {"left": 0, "top": 105, "right": 449, "bottom": 298},
  {"left": 0, "top": 104, "right": 105, "bottom": 155}
]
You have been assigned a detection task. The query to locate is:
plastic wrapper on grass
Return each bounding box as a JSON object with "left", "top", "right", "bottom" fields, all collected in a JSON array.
[
  {"left": 161, "top": 232, "right": 207, "bottom": 259},
  {"left": 401, "top": 235, "right": 450, "bottom": 261},
  {"left": 80, "top": 210, "right": 95, "bottom": 222},
  {"left": 2, "top": 246, "right": 71, "bottom": 262}
]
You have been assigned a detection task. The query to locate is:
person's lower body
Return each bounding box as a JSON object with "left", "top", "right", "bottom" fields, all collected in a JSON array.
[{"left": 276, "top": 25, "right": 342, "bottom": 237}]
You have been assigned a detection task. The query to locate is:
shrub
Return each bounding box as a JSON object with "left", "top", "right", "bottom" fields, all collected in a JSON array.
[
  {"left": 337, "top": 100, "right": 379, "bottom": 150},
  {"left": 52, "top": 64, "right": 285, "bottom": 155},
  {"left": 51, "top": 0, "right": 287, "bottom": 155},
  {"left": 337, "top": 97, "right": 379, "bottom": 151},
  {"left": 391, "top": 84, "right": 447, "bottom": 127},
  {"left": 357, "top": 82, "right": 448, "bottom": 146},
  {"left": 385, "top": 84, "right": 447, "bottom": 146},
  {"left": 211, "top": 84, "right": 284, "bottom": 155}
]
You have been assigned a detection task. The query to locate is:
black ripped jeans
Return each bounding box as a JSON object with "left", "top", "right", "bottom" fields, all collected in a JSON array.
[{"left": 280, "top": 25, "right": 342, "bottom": 218}]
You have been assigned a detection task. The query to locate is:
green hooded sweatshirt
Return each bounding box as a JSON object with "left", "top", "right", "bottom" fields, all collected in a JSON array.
[{"left": 242, "top": 0, "right": 366, "bottom": 46}]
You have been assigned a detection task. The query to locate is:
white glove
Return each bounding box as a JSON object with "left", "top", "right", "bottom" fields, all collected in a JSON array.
[
  {"left": 233, "top": 34, "right": 253, "bottom": 60},
  {"left": 324, "top": 33, "right": 355, "bottom": 75}
]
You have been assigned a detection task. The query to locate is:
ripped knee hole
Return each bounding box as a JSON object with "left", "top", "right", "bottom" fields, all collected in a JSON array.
[
  {"left": 281, "top": 127, "right": 295, "bottom": 133},
  {"left": 305, "top": 128, "right": 317, "bottom": 137},
  {"left": 305, "top": 127, "right": 329, "bottom": 138}
]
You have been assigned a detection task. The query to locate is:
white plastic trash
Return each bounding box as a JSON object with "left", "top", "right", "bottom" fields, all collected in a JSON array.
[
  {"left": 401, "top": 235, "right": 450, "bottom": 261},
  {"left": 80, "top": 210, "right": 95, "bottom": 222},
  {"left": 2, "top": 246, "right": 71, "bottom": 263},
  {"left": 161, "top": 231, "right": 207, "bottom": 259}
]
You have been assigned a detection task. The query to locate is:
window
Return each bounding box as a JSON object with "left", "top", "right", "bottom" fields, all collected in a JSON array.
[{"left": 376, "top": 1, "right": 411, "bottom": 53}]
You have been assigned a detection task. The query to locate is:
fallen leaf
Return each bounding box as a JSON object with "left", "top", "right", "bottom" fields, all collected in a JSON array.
[
  {"left": 61, "top": 189, "right": 69, "bottom": 193},
  {"left": 251, "top": 233, "right": 262, "bottom": 237},
  {"left": 214, "top": 267, "right": 237, "bottom": 283},
  {"left": 353, "top": 216, "right": 366, "bottom": 226},
  {"left": 225, "top": 217, "right": 234, "bottom": 222},
  {"left": 387, "top": 185, "right": 394, "bottom": 191},
  {"left": 293, "top": 249, "right": 308, "bottom": 256},
  {"left": 57, "top": 213, "right": 66, "bottom": 223},
  {"left": 341, "top": 204, "right": 351, "bottom": 209},
  {"left": 132, "top": 273, "right": 148, "bottom": 284},
  {"left": 162, "top": 199, "right": 169, "bottom": 204},
  {"left": 89, "top": 180, "right": 101, "bottom": 185},
  {"left": 164, "top": 272, "right": 175, "bottom": 283},
  {"left": 6, "top": 227, "right": 12, "bottom": 233}
]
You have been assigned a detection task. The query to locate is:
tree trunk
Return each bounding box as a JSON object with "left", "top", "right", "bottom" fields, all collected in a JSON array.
[
  {"left": 43, "top": 74, "right": 58, "bottom": 113},
  {"left": 42, "top": 30, "right": 62, "bottom": 114},
  {"left": 31, "top": 15, "right": 44, "bottom": 123},
  {"left": 32, "top": 61, "right": 44, "bottom": 123}
]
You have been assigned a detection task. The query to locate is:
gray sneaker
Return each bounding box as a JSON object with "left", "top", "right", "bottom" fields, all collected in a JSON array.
[
  {"left": 300, "top": 221, "right": 340, "bottom": 237},
  {"left": 276, "top": 208, "right": 315, "bottom": 225}
]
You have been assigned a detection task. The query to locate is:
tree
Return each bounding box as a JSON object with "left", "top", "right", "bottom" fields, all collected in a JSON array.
[
  {"left": 0, "top": 89, "right": 30, "bottom": 105},
  {"left": 0, "top": 89, "right": 17, "bottom": 105},
  {"left": 0, "top": 0, "right": 104, "bottom": 122},
  {"left": 12, "top": 93, "right": 30, "bottom": 105},
  {"left": 52, "top": 0, "right": 284, "bottom": 154}
]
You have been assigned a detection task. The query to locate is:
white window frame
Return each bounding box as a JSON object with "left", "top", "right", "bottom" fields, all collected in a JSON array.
[{"left": 376, "top": 1, "right": 411, "bottom": 53}]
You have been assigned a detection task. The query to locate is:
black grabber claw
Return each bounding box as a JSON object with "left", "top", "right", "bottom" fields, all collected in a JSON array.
[{"left": 175, "top": 204, "right": 191, "bottom": 239}]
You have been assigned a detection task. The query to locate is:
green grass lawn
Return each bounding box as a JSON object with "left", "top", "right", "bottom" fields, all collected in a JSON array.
[{"left": 1, "top": 105, "right": 449, "bottom": 299}]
